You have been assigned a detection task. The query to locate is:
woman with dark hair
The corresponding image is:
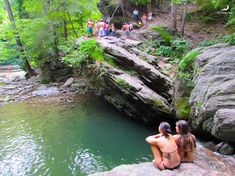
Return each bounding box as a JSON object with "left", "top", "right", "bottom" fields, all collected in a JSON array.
[
  {"left": 173, "top": 120, "right": 196, "bottom": 163},
  {"left": 146, "top": 122, "right": 181, "bottom": 170}
]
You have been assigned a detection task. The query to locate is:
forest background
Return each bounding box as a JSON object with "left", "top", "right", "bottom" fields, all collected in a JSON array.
[{"left": 0, "top": 0, "right": 235, "bottom": 77}]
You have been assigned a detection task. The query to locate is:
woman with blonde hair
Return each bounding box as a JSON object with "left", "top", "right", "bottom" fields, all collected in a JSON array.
[{"left": 174, "top": 120, "right": 196, "bottom": 163}]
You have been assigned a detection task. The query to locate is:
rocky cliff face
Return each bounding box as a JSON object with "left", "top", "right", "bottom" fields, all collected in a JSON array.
[
  {"left": 82, "top": 37, "right": 174, "bottom": 124},
  {"left": 189, "top": 43, "right": 235, "bottom": 142}
]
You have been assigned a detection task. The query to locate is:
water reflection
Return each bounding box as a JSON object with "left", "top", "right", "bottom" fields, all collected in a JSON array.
[
  {"left": 0, "top": 97, "right": 153, "bottom": 176},
  {"left": 69, "top": 147, "right": 108, "bottom": 175}
]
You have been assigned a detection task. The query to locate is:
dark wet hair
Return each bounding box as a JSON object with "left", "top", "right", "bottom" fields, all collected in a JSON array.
[
  {"left": 176, "top": 120, "right": 189, "bottom": 135},
  {"left": 159, "top": 122, "right": 171, "bottom": 138},
  {"left": 175, "top": 120, "right": 196, "bottom": 151}
]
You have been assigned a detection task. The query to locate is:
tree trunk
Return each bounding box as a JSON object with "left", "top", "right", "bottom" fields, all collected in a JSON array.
[
  {"left": 171, "top": 2, "right": 177, "bottom": 33},
  {"left": 147, "top": 1, "right": 152, "bottom": 14},
  {"left": 181, "top": 0, "right": 187, "bottom": 36},
  {"left": 157, "top": 0, "right": 162, "bottom": 8},
  {"left": 63, "top": 19, "right": 68, "bottom": 39},
  {"left": 119, "top": 0, "right": 125, "bottom": 20},
  {"left": 4, "top": 0, "right": 35, "bottom": 77},
  {"left": 67, "top": 12, "right": 78, "bottom": 38}
]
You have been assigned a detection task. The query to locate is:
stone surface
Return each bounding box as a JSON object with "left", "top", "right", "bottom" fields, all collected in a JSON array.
[
  {"left": 211, "top": 109, "right": 235, "bottom": 142},
  {"left": 219, "top": 143, "right": 235, "bottom": 155},
  {"left": 98, "top": 38, "right": 173, "bottom": 100},
  {"left": 89, "top": 143, "right": 235, "bottom": 176},
  {"left": 85, "top": 62, "right": 173, "bottom": 123},
  {"left": 189, "top": 44, "right": 235, "bottom": 142},
  {"left": 32, "top": 86, "right": 59, "bottom": 96},
  {"left": 62, "top": 77, "right": 74, "bottom": 87}
]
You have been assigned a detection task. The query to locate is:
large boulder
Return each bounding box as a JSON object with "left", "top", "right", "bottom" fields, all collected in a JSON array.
[
  {"left": 98, "top": 38, "right": 173, "bottom": 101},
  {"left": 85, "top": 62, "right": 173, "bottom": 124},
  {"left": 189, "top": 43, "right": 235, "bottom": 142},
  {"left": 89, "top": 143, "right": 235, "bottom": 176}
]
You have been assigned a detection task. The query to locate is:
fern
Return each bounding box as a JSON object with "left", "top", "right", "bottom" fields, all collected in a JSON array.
[
  {"left": 179, "top": 50, "right": 201, "bottom": 71},
  {"left": 150, "top": 26, "right": 173, "bottom": 44}
]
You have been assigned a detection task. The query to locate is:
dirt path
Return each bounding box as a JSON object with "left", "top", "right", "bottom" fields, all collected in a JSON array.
[{"left": 135, "top": 3, "right": 228, "bottom": 44}]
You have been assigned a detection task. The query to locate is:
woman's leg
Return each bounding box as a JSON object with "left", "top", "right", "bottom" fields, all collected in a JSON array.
[{"left": 151, "top": 145, "right": 165, "bottom": 170}]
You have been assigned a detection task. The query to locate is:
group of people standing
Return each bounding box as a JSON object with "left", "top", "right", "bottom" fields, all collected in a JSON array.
[
  {"left": 133, "top": 9, "right": 153, "bottom": 29},
  {"left": 87, "top": 18, "right": 116, "bottom": 38},
  {"left": 146, "top": 120, "right": 196, "bottom": 170}
]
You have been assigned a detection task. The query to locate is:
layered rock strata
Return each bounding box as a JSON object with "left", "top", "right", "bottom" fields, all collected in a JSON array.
[{"left": 189, "top": 43, "right": 235, "bottom": 142}]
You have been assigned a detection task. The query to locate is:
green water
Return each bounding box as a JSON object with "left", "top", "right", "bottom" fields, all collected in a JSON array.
[{"left": 0, "top": 95, "right": 154, "bottom": 176}]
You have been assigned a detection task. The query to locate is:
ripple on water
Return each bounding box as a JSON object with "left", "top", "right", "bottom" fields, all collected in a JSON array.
[{"left": 0, "top": 99, "right": 153, "bottom": 176}]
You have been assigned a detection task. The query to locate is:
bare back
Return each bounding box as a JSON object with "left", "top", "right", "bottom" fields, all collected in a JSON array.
[{"left": 156, "top": 134, "right": 181, "bottom": 167}]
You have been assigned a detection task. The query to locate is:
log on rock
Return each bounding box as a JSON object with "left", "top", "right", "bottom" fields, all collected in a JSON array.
[{"left": 98, "top": 39, "right": 173, "bottom": 100}]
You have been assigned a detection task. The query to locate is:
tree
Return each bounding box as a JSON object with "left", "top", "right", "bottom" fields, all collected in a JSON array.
[
  {"left": 171, "top": 0, "right": 178, "bottom": 33},
  {"left": 181, "top": 0, "right": 188, "bottom": 36},
  {"left": 4, "top": 0, "right": 35, "bottom": 77}
]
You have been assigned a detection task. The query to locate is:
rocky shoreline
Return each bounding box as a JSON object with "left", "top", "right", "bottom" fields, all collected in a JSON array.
[
  {"left": 0, "top": 70, "right": 91, "bottom": 105},
  {"left": 89, "top": 143, "right": 235, "bottom": 176}
]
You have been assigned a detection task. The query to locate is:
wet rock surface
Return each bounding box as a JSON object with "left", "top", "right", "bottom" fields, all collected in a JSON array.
[
  {"left": 90, "top": 143, "right": 235, "bottom": 176},
  {"left": 0, "top": 70, "right": 91, "bottom": 105},
  {"left": 189, "top": 43, "right": 235, "bottom": 143}
]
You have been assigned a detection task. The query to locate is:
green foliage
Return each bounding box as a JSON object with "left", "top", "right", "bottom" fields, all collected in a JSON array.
[
  {"left": 150, "top": 26, "right": 173, "bottom": 44},
  {"left": 226, "top": 3, "right": 235, "bottom": 31},
  {"left": 179, "top": 50, "right": 201, "bottom": 71},
  {"left": 198, "top": 33, "right": 235, "bottom": 47},
  {"left": 156, "top": 45, "right": 172, "bottom": 57},
  {"left": 172, "top": 39, "right": 192, "bottom": 58},
  {"left": 61, "top": 39, "right": 104, "bottom": 67},
  {"left": 130, "top": 0, "right": 148, "bottom": 6},
  {"left": 198, "top": 38, "right": 222, "bottom": 47},
  {"left": 176, "top": 50, "right": 201, "bottom": 90},
  {"left": 195, "top": 0, "right": 235, "bottom": 29},
  {"left": 176, "top": 97, "right": 191, "bottom": 119},
  {"left": 0, "top": 0, "right": 101, "bottom": 68},
  {"left": 223, "top": 33, "right": 235, "bottom": 45},
  {"left": 115, "top": 77, "right": 131, "bottom": 90},
  {"left": 156, "top": 38, "right": 192, "bottom": 59}
]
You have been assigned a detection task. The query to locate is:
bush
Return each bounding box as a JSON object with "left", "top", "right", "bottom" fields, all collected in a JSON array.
[
  {"left": 176, "top": 97, "right": 191, "bottom": 119},
  {"left": 150, "top": 26, "right": 173, "bottom": 44},
  {"left": 223, "top": 33, "right": 235, "bottom": 45},
  {"left": 198, "top": 38, "right": 223, "bottom": 47},
  {"left": 156, "top": 45, "right": 172, "bottom": 57},
  {"left": 61, "top": 39, "right": 104, "bottom": 67},
  {"left": 179, "top": 50, "right": 201, "bottom": 71},
  {"left": 172, "top": 39, "right": 192, "bottom": 58},
  {"left": 156, "top": 38, "right": 192, "bottom": 59}
]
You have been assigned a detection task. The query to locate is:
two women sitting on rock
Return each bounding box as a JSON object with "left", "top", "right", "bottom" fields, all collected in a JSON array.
[{"left": 146, "top": 120, "right": 196, "bottom": 170}]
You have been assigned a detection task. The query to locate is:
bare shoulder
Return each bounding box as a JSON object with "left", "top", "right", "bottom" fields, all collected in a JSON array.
[
  {"left": 173, "top": 134, "right": 180, "bottom": 140},
  {"left": 190, "top": 133, "right": 196, "bottom": 140}
]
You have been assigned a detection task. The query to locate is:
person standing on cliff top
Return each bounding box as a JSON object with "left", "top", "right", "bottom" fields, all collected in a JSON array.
[
  {"left": 86, "top": 18, "right": 94, "bottom": 38},
  {"left": 141, "top": 13, "right": 147, "bottom": 29},
  {"left": 133, "top": 9, "right": 139, "bottom": 22}
]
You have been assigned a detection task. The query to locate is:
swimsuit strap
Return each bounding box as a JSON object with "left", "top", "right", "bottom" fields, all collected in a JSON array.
[{"left": 162, "top": 149, "right": 178, "bottom": 160}]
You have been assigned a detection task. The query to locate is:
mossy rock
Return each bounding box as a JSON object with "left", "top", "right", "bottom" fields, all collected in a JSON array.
[
  {"left": 175, "top": 97, "right": 191, "bottom": 119},
  {"left": 0, "top": 82, "right": 7, "bottom": 86}
]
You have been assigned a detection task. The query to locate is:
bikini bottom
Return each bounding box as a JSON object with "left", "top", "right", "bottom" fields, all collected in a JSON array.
[{"left": 163, "top": 163, "right": 180, "bottom": 170}]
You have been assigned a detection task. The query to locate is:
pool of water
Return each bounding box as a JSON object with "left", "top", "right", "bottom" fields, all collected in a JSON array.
[{"left": 0, "top": 95, "right": 154, "bottom": 176}]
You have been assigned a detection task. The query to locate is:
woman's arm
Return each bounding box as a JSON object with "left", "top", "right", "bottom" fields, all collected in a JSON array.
[{"left": 146, "top": 134, "right": 161, "bottom": 145}]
